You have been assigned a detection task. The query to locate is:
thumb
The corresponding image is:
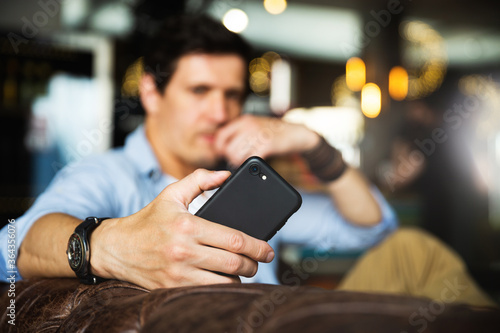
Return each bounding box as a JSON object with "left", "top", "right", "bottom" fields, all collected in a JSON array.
[{"left": 161, "top": 169, "right": 231, "bottom": 207}]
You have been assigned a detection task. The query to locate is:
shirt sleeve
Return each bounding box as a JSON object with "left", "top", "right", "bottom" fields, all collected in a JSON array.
[
  {"left": 0, "top": 156, "right": 122, "bottom": 282},
  {"left": 277, "top": 186, "right": 398, "bottom": 252}
]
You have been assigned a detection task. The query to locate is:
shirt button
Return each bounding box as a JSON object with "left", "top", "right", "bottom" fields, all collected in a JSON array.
[{"left": 148, "top": 169, "right": 161, "bottom": 182}]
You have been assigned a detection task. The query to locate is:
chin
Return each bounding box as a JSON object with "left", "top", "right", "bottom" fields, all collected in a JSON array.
[{"left": 191, "top": 154, "right": 221, "bottom": 170}]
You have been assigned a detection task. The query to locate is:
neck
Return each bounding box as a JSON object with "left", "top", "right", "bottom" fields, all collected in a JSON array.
[{"left": 144, "top": 121, "right": 196, "bottom": 180}]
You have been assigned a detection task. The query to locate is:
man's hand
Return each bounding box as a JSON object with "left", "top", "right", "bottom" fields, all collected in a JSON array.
[
  {"left": 215, "top": 114, "right": 383, "bottom": 226},
  {"left": 215, "top": 115, "right": 320, "bottom": 167},
  {"left": 91, "top": 169, "right": 275, "bottom": 290}
]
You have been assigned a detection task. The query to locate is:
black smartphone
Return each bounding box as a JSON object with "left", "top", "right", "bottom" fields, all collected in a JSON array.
[{"left": 195, "top": 156, "right": 302, "bottom": 241}]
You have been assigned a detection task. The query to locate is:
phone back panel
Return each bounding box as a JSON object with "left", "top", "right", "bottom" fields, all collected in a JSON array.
[{"left": 195, "top": 156, "right": 302, "bottom": 241}]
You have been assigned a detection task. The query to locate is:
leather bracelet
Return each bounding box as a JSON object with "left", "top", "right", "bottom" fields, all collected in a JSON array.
[{"left": 301, "top": 136, "right": 347, "bottom": 182}]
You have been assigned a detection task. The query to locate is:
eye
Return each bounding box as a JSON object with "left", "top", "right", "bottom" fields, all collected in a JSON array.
[
  {"left": 191, "top": 86, "right": 209, "bottom": 95},
  {"left": 226, "top": 90, "right": 242, "bottom": 101}
]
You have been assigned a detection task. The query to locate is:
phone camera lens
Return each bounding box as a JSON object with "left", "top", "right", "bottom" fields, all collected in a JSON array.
[{"left": 249, "top": 164, "right": 260, "bottom": 175}]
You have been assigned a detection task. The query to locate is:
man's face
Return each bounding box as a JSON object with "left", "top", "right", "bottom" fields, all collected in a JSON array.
[{"left": 150, "top": 53, "right": 246, "bottom": 170}]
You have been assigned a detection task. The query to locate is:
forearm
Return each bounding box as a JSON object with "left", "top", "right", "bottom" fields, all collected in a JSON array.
[
  {"left": 325, "top": 167, "right": 382, "bottom": 226},
  {"left": 17, "top": 213, "right": 80, "bottom": 278},
  {"left": 300, "top": 132, "right": 382, "bottom": 227}
]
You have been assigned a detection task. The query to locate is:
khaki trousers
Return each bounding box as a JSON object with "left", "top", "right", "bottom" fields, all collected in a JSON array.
[{"left": 337, "top": 227, "right": 498, "bottom": 308}]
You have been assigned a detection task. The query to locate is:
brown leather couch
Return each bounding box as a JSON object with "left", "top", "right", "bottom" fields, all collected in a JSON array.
[{"left": 1, "top": 278, "right": 499, "bottom": 332}]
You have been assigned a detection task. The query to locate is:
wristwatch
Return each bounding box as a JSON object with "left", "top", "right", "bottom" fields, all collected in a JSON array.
[{"left": 67, "top": 217, "right": 109, "bottom": 284}]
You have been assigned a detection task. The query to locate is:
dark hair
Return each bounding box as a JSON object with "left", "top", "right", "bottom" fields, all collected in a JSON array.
[{"left": 142, "top": 14, "right": 253, "bottom": 94}]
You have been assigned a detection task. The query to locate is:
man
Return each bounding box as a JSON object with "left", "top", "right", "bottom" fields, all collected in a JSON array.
[
  {"left": 0, "top": 14, "right": 394, "bottom": 289},
  {"left": 0, "top": 15, "right": 495, "bottom": 308}
]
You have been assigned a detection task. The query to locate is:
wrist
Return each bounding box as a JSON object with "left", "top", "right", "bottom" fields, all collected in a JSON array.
[
  {"left": 301, "top": 127, "right": 321, "bottom": 152},
  {"left": 289, "top": 123, "right": 321, "bottom": 153},
  {"left": 301, "top": 136, "right": 347, "bottom": 182},
  {"left": 67, "top": 217, "right": 111, "bottom": 284},
  {"left": 89, "top": 217, "right": 119, "bottom": 280}
]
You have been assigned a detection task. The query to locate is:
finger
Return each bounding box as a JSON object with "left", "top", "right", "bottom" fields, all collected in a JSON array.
[
  {"left": 195, "top": 245, "right": 259, "bottom": 277},
  {"left": 162, "top": 169, "right": 231, "bottom": 206},
  {"left": 194, "top": 216, "right": 275, "bottom": 263},
  {"left": 214, "top": 117, "right": 248, "bottom": 154},
  {"left": 176, "top": 267, "right": 241, "bottom": 287},
  {"left": 224, "top": 132, "right": 257, "bottom": 167},
  {"left": 196, "top": 270, "right": 241, "bottom": 285}
]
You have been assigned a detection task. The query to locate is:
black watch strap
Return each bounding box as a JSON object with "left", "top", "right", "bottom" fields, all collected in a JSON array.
[{"left": 69, "top": 217, "right": 109, "bottom": 285}]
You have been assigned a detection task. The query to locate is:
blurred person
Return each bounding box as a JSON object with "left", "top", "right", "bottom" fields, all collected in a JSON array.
[{"left": 0, "top": 15, "right": 495, "bottom": 308}]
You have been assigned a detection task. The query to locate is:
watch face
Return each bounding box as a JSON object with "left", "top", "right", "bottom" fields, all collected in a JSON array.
[{"left": 67, "top": 233, "right": 84, "bottom": 271}]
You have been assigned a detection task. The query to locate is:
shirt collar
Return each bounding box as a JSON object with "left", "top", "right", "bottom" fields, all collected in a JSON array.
[
  {"left": 122, "top": 124, "right": 230, "bottom": 180},
  {"left": 123, "top": 125, "right": 161, "bottom": 177}
]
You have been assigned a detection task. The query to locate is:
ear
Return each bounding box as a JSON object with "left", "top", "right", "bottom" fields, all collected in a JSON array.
[{"left": 139, "top": 74, "right": 161, "bottom": 115}]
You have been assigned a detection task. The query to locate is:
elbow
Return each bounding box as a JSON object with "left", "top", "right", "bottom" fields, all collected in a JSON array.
[{"left": 346, "top": 205, "right": 383, "bottom": 227}]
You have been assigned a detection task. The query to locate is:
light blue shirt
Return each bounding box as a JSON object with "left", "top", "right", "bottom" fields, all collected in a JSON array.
[{"left": 0, "top": 126, "right": 398, "bottom": 284}]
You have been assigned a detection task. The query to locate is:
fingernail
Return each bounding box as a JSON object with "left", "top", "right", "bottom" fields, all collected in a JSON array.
[{"left": 266, "top": 251, "right": 275, "bottom": 262}]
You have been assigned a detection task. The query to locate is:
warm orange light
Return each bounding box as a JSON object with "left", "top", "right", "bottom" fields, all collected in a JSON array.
[
  {"left": 389, "top": 66, "right": 408, "bottom": 101},
  {"left": 264, "top": 0, "right": 287, "bottom": 15},
  {"left": 361, "top": 83, "right": 381, "bottom": 118},
  {"left": 345, "top": 57, "right": 366, "bottom": 92}
]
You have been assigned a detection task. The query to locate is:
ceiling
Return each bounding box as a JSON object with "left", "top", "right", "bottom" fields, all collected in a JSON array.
[
  {"left": 203, "top": 0, "right": 500, "bottom": 65},
  {"left": 1, "top": 0, "right": 499, "bottom": 66}
]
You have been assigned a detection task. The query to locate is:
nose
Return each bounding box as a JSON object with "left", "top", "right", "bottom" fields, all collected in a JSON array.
[{"left": 208, "top": 91, "right": 229, "bottom": 123}]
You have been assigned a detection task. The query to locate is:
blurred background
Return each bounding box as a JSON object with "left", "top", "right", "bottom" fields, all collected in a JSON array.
[{"left": 1, "top": 0, "right": 500, "bottom": 299}]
